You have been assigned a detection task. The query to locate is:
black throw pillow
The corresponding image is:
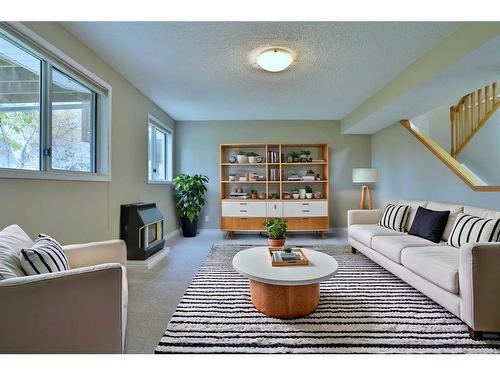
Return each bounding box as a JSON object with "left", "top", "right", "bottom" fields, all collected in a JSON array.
[{"left": 408, "top": 207, "right": 450, "bottom": 243}]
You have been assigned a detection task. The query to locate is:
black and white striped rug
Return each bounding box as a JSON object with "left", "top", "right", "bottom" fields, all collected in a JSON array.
[{"left": 155, "top": 244, "right": 500, "bottom": 354}]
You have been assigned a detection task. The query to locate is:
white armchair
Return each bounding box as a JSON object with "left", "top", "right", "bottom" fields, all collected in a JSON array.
[{"left": 0, "top": 240, "right": 128, "bottom": 353}]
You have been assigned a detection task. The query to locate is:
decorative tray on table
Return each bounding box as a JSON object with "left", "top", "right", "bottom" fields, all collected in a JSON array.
[{"left": 268, "top": 247, "right": 309, "bottom": 266}]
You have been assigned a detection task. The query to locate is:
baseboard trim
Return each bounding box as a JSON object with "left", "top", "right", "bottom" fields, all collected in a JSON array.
[
  {"left": 164, "top": 228, "right": 181, "bottom": 242},
  {"left": 127, "top": 246, "right": 170, "bottom": 270}
]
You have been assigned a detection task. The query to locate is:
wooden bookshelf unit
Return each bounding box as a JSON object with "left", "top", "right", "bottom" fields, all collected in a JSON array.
[{"left": 220, "top": 143, "right": 329, "bottom": 238}]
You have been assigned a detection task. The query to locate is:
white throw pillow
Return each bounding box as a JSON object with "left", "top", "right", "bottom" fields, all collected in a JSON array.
[
  {"left": 378, "top": 204, "right": 410, "bottom": 232},
  {"left": 0, "top": 225, "right": 33, "bottom": 280},
  {"left": 20, "top": 234, "right": 70, "bottom": 275},
  {"left": 447, "top": 213, "right": 500, "bottom": 248}
]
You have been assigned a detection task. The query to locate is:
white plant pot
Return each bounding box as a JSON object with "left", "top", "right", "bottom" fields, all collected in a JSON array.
[
  {"left": 237, "top": 155, "right": 248, "bottom": 163},
  {"left": 299, "top": 189, "right": 306, "bottom": 199},
  {"left": 292, "top": 193, "right": 300, "bottom": 199},
  {"left": 306, "top": 193, "right": 313, "bottom": 199},
  {"left": 248, "top": 156, "right": 257, "bottom": 163}
]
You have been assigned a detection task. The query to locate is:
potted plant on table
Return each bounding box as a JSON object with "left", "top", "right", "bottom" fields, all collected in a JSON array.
[
  {"left": 264, "top": 218, "right": 288, "bottom": 248},
  {"left": 173, "top": 173, "right": 209, "bottom": 237}
]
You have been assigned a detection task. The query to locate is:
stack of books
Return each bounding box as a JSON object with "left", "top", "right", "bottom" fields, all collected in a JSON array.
[
  {"left": 287, "top": 173, "right": 302, "bottom": 181},
  {"left": 302, "top": 175, "right": 316, "bottom": 181},
  {"left": 271, "top": 250, "right": 302, "bottom": 262},
  {"left": 228, "top": 192, "right": 248, "bottom": 199}
]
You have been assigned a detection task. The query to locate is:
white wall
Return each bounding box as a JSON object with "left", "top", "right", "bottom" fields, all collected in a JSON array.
[
  {"left": 176, "top": 121, "right": 372, "bottom": 229},
  {"left": 371, "top": 122, "right": 500, "bottom": 210}
]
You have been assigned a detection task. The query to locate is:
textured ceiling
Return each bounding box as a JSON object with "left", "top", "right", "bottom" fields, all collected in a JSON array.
[{"left": 61, "top": 22, "right": 461, "bottom": 121}]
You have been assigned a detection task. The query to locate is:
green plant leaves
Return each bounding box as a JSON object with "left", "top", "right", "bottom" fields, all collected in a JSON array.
[{"left": 173, "top": 173, "right": 209, "bottom": 222}]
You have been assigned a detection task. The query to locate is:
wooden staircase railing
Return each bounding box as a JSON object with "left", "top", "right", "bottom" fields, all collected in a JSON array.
[{"left": 450, "top": 81, "right": 499, "bottom": 158}]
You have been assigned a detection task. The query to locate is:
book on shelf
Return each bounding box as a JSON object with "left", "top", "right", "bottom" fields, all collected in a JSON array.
[{"left": 267, "top": 151, "right": 279, "bottom": 163}]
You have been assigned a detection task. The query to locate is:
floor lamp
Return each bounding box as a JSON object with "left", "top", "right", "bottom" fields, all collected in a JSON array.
[{"left": 353, "top": 168, "right": 379, "bottom": 209}]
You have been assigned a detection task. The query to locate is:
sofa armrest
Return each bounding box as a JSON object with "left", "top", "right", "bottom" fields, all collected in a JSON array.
[
  {"left": 459, "top": 242, "right": 500, "bottom": 332},
  {"left": 0, "top": 263, "right": 124, "bottom": 353},
  {"left": 63, "top": 239, "right": 127, "bottom": 268},
  {"left": 347, "top": 209, "right": 383, "bottom": 227}
]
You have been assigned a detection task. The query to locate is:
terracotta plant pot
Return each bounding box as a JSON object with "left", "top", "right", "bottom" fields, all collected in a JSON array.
[
  {"left": 268, "top": 237, "right": 286, "bottom": 248},
  {"left": 251, "top": 193, "right": 258, "bottom": 199}
]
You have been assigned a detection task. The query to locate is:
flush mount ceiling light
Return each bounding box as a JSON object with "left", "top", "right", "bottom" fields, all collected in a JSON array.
[{"left": 256, "top": 48, "right": 294, "bottom": 72}]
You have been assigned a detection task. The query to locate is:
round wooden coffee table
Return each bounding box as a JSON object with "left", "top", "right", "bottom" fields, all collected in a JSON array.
[{"left": 232, "top": 247, "right": 338, "bottom": 319}]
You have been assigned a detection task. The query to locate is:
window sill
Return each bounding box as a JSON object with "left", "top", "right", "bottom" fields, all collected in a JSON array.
[
  {"left": 148, "top": 180, "right": 172, "bottom": 185},
  {"left": 0, "top": 169, "right": 111, "bottom": 182}
]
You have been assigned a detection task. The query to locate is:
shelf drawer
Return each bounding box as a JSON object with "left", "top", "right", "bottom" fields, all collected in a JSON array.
[
  {"left": 283, "top": 201, "right": 328, "bottom": 217},
  {"left": 221, "top": 217, "right": 266, "bottom": 230},
  {"left": 266, "top": 201, "right": 283, "bottom": 217},
  {"left": 222, "top": 201, "right": 266, "bottom": 217},
  {"left": 286, "top": 217, "right": 329, "bottom": 230}
]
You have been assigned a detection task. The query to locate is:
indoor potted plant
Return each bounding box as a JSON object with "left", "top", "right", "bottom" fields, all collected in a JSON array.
[
  {"left": 173, "top": 173, "right": 209, "bottom": 237},
  {"left": 264, "top": 218, "right": 288, "bottom": 248},
  {"left": 236, "top": 150, "right": 248, "bottom": 164},
  {"left": 250, "top": 189, "right": 258, "bottom": 199},
  {"left": 305, "top": 185, "right": 313, "bottom": 199},
  {"left": 247, "top": 152, "right": 259, "bottom": 163},
  {"left": 292, "top": 189, "right": 300, "bottom": 199}
]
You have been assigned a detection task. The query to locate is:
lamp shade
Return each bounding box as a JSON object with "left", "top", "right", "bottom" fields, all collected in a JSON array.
[{"left": 353, "top": 168, "right": 379, "bottom": 184}]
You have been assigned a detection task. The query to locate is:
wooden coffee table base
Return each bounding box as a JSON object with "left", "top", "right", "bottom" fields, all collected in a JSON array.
[{"left": 250, "top": 280, "right": 319, "bottom": 319}]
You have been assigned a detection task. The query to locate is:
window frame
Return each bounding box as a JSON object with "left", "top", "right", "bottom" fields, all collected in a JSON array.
[
  {"left": 0, "top": 22, "right": 111, "bottom": 182},
  {"left": 147, "top": 114, "right": 173, "bottom": 184}
]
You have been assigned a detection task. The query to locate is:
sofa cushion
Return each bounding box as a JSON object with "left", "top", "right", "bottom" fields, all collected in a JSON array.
[
  {"left": 401, "top": 246, "right": 459, "bottom": 294},
  {"left": 408, "top": 207, "right": 450, "bottom": 243},
  {"left": 371, "top": 234, "right": 441, "bottom": 264},
  {"left": 398, "top": 199, "right": 428, "bottom": 231},
  {"left": 20, "top": 234, "right": 70, "bottom": 275},
  {"left": 378, "top": 204, "right": 410, "bottom": 232},
  {"left": 349, "top": 224, "right": 406, "bottom": 248},
  {"left": 0, "top": 225, "right": 33, "bottom": 280},
  {"left": 446, "top": 214, "right": 500, "bottom": 248},
  {"left": 426, "top": 202, "right": 464, "bottom": 241}
]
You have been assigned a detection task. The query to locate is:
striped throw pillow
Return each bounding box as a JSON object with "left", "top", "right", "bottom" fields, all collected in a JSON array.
[
  {"left": 378, "top": 204, "right": 410, "bottom": 232},
  {"left": 447, "top": 213, "right": 500, "bottom": 248},
  {"left": 20, "top": 234, "right": 69, "bottom": 275}
]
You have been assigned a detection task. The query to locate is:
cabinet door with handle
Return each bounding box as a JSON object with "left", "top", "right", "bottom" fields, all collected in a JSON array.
[
  {"left": 266, "top": 201, "right": 283, "bottom": 217},
  {"left": 222, "top": 201, "right": 266, "bottom": 217}
]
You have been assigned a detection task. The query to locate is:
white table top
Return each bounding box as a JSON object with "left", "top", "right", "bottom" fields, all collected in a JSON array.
[{"left": 232, "top": 247, "right": 338, "bottom": 286}]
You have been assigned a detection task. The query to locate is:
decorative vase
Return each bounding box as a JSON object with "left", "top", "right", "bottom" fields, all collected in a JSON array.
[
  {"left": 268, "top": 237, "right": 286, "bottom": 248},
  {"left": 228, "top": 156, "right": 237, "bottom": 163},
  {"left": 287, "top": 156, "right": 293, "bottom": 163},
  {"left": 237, "top": 155, "right": 248, "bottom": 163},
  {"left": 306, "top": 192, "right": 313, "bottom": 199},
  {"left": 256, "top": 156, "right": 264, "bottom": 163},
  {"left": 314, "top": 191, "right": 322, "bottom": 199}
]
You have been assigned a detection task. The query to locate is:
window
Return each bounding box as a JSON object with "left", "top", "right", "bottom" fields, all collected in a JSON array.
[
  {"left": 0, "top": 37, "right": 41, "bottom": 170},
  {"left": 148, "top": 115, "right": 173, "bottom": 183},
  {"left": 0, "top": 25, "right": 109, "bottom": 180}
]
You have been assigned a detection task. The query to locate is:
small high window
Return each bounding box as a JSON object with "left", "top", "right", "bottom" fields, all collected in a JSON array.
[{"left": 148, "top": 115, "right": 173, "bottom": 183}]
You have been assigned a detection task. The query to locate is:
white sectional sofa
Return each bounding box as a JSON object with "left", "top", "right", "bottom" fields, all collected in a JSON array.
[{"left": 347, "top": 200, "right": 500, "bottom": 340}]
